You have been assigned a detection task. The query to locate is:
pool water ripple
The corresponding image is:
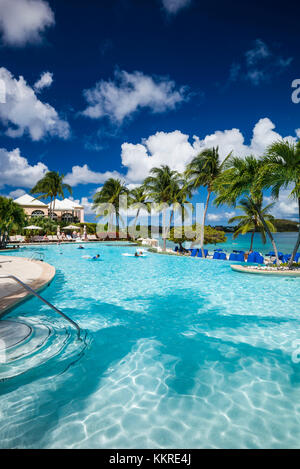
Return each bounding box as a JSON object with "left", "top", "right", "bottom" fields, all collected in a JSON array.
[{"left": 0, "top": 243, "right": 300, "bottom": 448}]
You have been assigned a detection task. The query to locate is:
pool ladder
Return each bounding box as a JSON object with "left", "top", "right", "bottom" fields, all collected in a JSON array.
[{"left": 0, "top": 274, "right": 81, "bottom": 339}]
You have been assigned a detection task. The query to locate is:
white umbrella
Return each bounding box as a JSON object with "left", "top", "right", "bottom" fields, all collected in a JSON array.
[
  {"left": 83, "top": 225, "right": 87, "bottom": 239},
  {"left": 57, "top": 225, "right": 60, "bottom": 237},
  {"left": 64, "top": 225, "right": 80, "bottom": 230},
  {"left": 24, "top": 225, "right": 42, "bottom": 230}
]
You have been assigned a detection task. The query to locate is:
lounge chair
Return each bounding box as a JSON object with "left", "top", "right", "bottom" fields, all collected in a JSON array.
[
  {"left": 174, "top": 246, "right": 178, "bottom": 252},
  {"left": 219, "top": 252, "right": 227, "bottom": 260},
  {"left": 229, "top": 253, "right": 238, "bottom": 261},
  {"left": 213, "top": 252, "right": 220, "bottom": 260},
  {"left": 248, "top": 252, "right": 264, "bottom": 264},
  {"left": 197, "top": 249, "right": 208, "bottom": 258},
  {"left": 190, "top": 249, "right": 198, "bottom": 257},
  {"left": 236, "top": 253, "right": 245, "bottom": 262}
]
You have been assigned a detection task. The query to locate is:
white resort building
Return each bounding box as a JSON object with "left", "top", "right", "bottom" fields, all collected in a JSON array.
[{"left": 14, "top": 194, "right": 85, "bottom": 223}]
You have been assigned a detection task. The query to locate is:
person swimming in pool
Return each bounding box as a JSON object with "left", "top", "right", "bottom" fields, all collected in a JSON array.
[
  {"left": 92, "top": 254, "right": 100, "bottom": 259},
  {"left": 78, "top": 245, "right": 84, "bottom": 249}
]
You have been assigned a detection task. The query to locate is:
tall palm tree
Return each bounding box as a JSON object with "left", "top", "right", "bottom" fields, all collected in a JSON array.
[
  {"left": 31, "top": 171, "right": 72, "bottom": 219},
  {"left": 144, "top": 165, "right": 183, "bottom": 251},
  {"left": 128, "top": 185, "right": 150, "bottom": 238},
  {"left": 0, "top": 196, "right": 26, "bottom": 248},
  {"left": 258, "top": 140, "right": 300, "bottom": 266},
  {"left": 228, "top": 196, "right": 276, "bottom": 251},
  {"left": 214, "top": 155, "right": 280, "bottom": 265},
  {"left": 93, "top": 178, "right": 129, "bottom": 233},
  {"left": 185, "top": 146, "right": 232, "bottom": 257}
]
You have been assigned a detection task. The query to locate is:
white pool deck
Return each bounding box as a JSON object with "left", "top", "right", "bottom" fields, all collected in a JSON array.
[{"left": 0, "top": 255, "right": 56, "bottom": 317}]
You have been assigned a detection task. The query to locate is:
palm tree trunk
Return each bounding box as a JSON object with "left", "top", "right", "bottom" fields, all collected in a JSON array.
[
  {"left": 254, "top": 203, "right": 280, "bottom": 266},
  {"left": 132, "top": 208, "right": 140, "bottom": 239},
  {"left": 162, "top": 208, "right": 167, "bottom": 251},
  {"left": 200, "top": 190, "right": 211, "bottom": 257},
  {"left": 288, "top": 198, "right": 300, "bottom": 267},
  {"left": 250, "top": 228, "right": 255, "bottom": 251}
]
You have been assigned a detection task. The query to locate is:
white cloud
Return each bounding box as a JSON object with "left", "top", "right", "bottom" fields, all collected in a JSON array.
[
  {"left": 121, "top": 130, "right": 199, "bottom": 183},
  {"left": 0, "top": 0, "right": 54, "bottom": 46},
  {"left": 8, "top": 188, "right": 26, "bottom": 198},
  {"left": 265, "top": 190, "right": 299, "bottom": 219},
  {"left": 34, "top": 71, "right": 53, "bottom": 91},
  {"left": 0, "top": 147, "right": 48, "bottom": 188},
  {"left": 64, "top": 164, "right": 122, "bottom": 187},
  {"left": 65, "top": 117, "right": 299, "bottom": 198},
  {"left": 207, "top": 211, "right": 236, "bottom": 223},
  {"left": 245, "top": 39, "right": 271, "bottom": 66},
  {"left": 227, "top": 39, "right": 293, "bottom": 86},
  {"left": 82, "top": 69, "right": 187, "bottom": 124},
  {"left": 161, "top": 0, "right": 191, "bottom": 14},
  {"left": 0, "top": 67, "right": 70, "bottom": 141},
  {"left": 194, "top": 118, "right": 297, "bottom": 162}
]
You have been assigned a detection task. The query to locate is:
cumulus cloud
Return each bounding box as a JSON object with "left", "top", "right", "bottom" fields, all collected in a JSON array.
[
  {"left": 64, "top": 164, "right": 123, "bottom": 187},
  {"left": 0, "top": 67, "right": 70, "bottom": 141},
  {"left": 65, "top": 117, "right": 298, "bottom": 194},
  {"left": 8, "top": 188, "right": 26, "bottom": 198},
  {"left": 82, "top": 69, "right": 187, "bottom": 124},
  {"left": 161, "top": 0, "right": 191, "bottom": 14},
  {"left": 0, "top": 147, "right": 48, "bottom": 188},
  {"left": 194, "top": 118, "right": 297, "bottom": 161},
  {"left": 265, "top": 190, "right": 299, "bottom": 220},
  {"left": 121, "top": 130, "right": 199, "bottom": 183},
  {"left": 34, "top": 71, "right": 53, "bottom": 91},
  {"left": 207, "top": 211, "right": 236, "bottom": 223},
  {"left": 0, "top": 0, "right": 54, "bottom": 46}
]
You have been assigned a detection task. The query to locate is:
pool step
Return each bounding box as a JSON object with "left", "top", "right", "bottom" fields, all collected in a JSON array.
[{"left": 0, "top": 318, "right": 86, "bottom": 381}]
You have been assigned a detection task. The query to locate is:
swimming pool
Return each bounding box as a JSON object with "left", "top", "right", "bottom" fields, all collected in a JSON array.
[{"left": 1, "top": 243, "right": 300, "bottom": 448}]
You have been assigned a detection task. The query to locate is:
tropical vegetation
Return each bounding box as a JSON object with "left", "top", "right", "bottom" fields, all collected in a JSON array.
[
  {"left": 0, "top": 196, "right": 26, "bottom": 249},
  {"left": 228, "top": 196, "right": 276, "bottom": 251},
  {"left": 185, "top": 147, "right": 231, "bottom": 257},
  {"left": 30, "top": 171, "right": 72, "bottom": 218}
]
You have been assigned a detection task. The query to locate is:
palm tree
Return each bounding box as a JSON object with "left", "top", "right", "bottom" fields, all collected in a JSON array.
[
  {"left": 258, "top": 140, "right": 300, "bottom": 266},
  {"left": 185, "top": 146, "right": 232, "bottom": 257},
  {"left": 214, "top": 155, "right": 280, "bottom": 265},
  {"left": 31, "top": 171, "right": 72, "bottom": 219},
  {"left": 128, "top": 186, "right": 150, "bottom": 238},
  {"left": 228, "top": 196, "right": 276, "bottom": 251},
  {"left": 93, "top": 178, "right": 129, "bottom": 233},
  {"left": 144, "top": 165, "right": 183, "bottom": 251},
  {"left": 0, "top": 196, "right": 26, "bottom": 248}
]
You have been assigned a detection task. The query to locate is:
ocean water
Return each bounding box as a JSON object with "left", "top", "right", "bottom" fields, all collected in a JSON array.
[{"left": 0, "top": 242, "right": 300, "bottom": 449}]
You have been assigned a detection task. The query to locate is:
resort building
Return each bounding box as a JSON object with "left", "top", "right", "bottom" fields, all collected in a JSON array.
[{"left": 14, "top": 193, "right": 85, "bottom": 223}]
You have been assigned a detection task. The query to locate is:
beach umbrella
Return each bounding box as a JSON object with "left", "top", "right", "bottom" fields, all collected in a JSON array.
[
  {"left": 63, "top": 225, "right": 80, "bottom": 230},
  {"left": 57, "top": 225, "right": 60, "bottom": 237},
  {"left": 24, "top": 225, "right": 42, "bottom": 230},
  {"left": 83, "top": 225, "right": 87, "bottom": 239}
]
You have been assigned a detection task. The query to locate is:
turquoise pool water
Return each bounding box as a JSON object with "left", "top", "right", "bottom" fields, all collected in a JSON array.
[{"left": 0, "top": 242, "right": 300, "bottom": 448}]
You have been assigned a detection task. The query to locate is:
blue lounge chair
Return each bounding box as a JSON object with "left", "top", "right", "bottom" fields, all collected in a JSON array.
[
  {"left": 190, "top": 249, "right": 198, "bottom": 257},
  {"left": 236, "top": 253, "right": 245, "bottom": 262},
  {"left": 197, "top": 249, "right": 208, "bottom": 258},
  {"left": 229, "top": 253, "right": 238, "bottom": 261},
  {"left": 213, "top": 252, "right": 220, "bottom": 260},
  {"left": 247, "top": 252, "right": 256, "bottom": 263},
  {"left": 295, "top": 253, "right": 300, "bottom": 262},
  {"left": 219, "top": 252, "right": 227, "bottom": 260},
  {"left": 174, "top": 246, "right": 178, "bottom": 252}
]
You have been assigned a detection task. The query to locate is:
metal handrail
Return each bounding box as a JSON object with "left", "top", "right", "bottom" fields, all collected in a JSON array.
[{"left": 0, "top": 274, "right": 81, "bottom": 339}]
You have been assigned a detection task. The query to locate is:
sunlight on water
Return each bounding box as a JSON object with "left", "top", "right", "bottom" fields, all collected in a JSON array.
[{"left": 0, "top": 243, "right": 300, "bottom": 448}]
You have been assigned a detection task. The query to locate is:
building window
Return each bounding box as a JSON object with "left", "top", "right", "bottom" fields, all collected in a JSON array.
[
  {"left": 31, "top": 210, "right": 45, "bottom": 217},
  {"left": 61, "top": 213, "right": 73, "bottom": 222}
]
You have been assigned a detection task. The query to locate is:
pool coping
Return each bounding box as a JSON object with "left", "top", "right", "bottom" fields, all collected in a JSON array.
[
  {"left": 231, "top": 264, "right": 300, "bottom": 277},
  {"left": 0, "top": 256, "right": 56, "bottom": 318}
]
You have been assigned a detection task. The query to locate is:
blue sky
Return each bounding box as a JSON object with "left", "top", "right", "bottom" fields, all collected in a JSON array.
[{"left": 0, "top": 0, "right": 299, "bottom": 222}]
